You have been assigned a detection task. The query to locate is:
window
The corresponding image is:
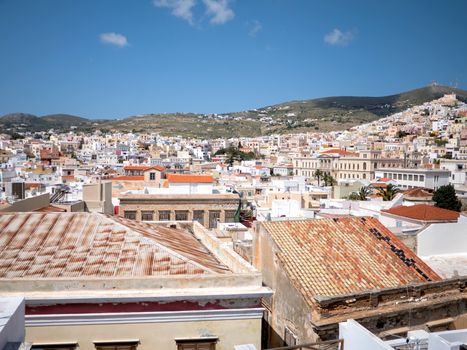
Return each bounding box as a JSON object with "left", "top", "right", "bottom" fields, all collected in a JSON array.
[
  {"left": 209, "top": 211, "right": 221, "bottom": 229},
  {"left": 124, "top": 211, "right": 136, "bottom": 220},
  {"left": 32, "top": 344, "right": 77, "bottom": 350},
  {"left": 403, "top": 174, "right": 407, "bottom": 180},
  {"left": 409, "top": 174, "right": 413, "bottom": 181},
  {"left": 149, "top": 172, "right": 156, "bottom": 181},
  {"left": 419, "top": 175, "right": 425, "bottom": 182},
  {"left": 225, "top": 210, "right": 236, "bottom": 223},
  {"left": 94, "top": 341, "right": 139, "bottom": 350},
  {"left": 175, "top": 210, "right": 188, "bottom": 221},
  {"left": 175, "top": 338, "right": 217, "bottom": 350},
  {"left": 193, "top": 210, "right": 204, "bottom": 225},
  {"left": 159, "top": 210, "right": 171, "bottom": 221},
  {"left": 141, "top": 211, "right": 153, "bottom": 221}
]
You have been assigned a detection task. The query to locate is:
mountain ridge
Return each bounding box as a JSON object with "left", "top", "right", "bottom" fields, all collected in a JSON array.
[{"left": 2, "top": 85, "right": 466, "bottom": 137}]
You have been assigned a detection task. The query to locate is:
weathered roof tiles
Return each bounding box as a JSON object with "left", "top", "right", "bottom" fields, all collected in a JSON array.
[{"left": 261, "top": 217, "right": 441, "bottom": 304}]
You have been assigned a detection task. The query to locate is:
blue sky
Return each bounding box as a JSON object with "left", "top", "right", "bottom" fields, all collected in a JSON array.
[{"left": 1, "top": 0, "right": 467, "bottom": 118}]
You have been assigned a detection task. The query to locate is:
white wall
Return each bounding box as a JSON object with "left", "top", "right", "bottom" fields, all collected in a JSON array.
[
  {"left": 0, "top": 297, "right": 25, "bottom": 350},
  {"left": 428, "top": 329, "right": 467, "bottom": 350},
  {"left": 271, "top": 200, "right": 300, "bottom": 218},
  {"left": 339, "top": 319, "right": 392, "bottom": 350},
  {"left": 418, "top": 223, "right": 467, "bottom": 257},
  {"left": 168, "top": 182, "right": 213, "bottom": 194}
]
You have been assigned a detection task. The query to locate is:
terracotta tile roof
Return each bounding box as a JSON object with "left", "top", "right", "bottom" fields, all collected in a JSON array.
[
  {"left": 123, "top": 165, "right": 165, "bottom": 171},
  {"left": 0, "top": 212, "right": 229, "bottom": 278},
  {"left": 320, "top": 149, "right": 356, "bottom": 156},
  {"left": 403, "top": 187, "right": 433, "bottom": 199},
  {"left": 112, "top": 176, "right": 144, "bottom": 181},
  {"left": 378, "top": 177, "right": 391, "bottom": 182},
  {"left": 371, "top": 183, "right": 387, "bottom": 188},
  {"left": 166, "top": 174, "right": 213, "bottom": 183},
  {"left": 261, "top": 217, "right": 440, "bottom": 302},
  {"left": 382, "top": 204, "right": 459, "bottom": 222}
]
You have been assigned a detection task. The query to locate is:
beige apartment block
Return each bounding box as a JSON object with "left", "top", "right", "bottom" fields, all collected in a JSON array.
[{"left": 119, "top": 193, "right": 240, "bottom": 228}]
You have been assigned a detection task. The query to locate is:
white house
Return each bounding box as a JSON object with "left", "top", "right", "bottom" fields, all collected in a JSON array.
[{"left": 375, "top": 168, "right": 451, "bottom": 190}]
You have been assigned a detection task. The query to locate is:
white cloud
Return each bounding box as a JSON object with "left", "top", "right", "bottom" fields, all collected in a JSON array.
[
  {"left": 324, "top": 28, "right": 355, "bottom": 46},
  {"left": 153, "top": 0, "right": 196, "bottom": 25},
  {"left": 202, "top": 0, "right": 234, "bottom": 25},
  {"left": 99, "top": 32, "right": 129, "bottom": 48},
  {"left": 248, "top": 20, "right": 262, "bottom": 37}
]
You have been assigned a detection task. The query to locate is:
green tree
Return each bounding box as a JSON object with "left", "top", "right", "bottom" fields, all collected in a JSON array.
[
  {"left": 435, "top": 139, "right": 448, "bottom": 147},
  {"left": 323, "top": 173, "right": 336, "bottom": 187},
  {"left": 377, "top": 183, "right": 400, "bottom": 201},
  {"left": 396, "top": 130, "right": 408, "bottom": 138},
  {"left": 355, "top": 186, "right": 371, "bottom": 201},
  {"left": 313, "top": 169, "right": 324, "bottom": 186},
  {"left": 432, "top": 184, "right": 462, "bottom": 212},
  {"left": 214, "top": 146, "right": 255, "bottom": 166}
]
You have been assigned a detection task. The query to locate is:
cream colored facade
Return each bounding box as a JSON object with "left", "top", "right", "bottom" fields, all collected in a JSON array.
[
  {"left": 26, "top": 317, "right": 261, "bottom": 350},
  {"left": 293, "top": 150, "right": 404, "bottom": 182},
  {"left": 264, "top": 191, "right": 328, "bottom": 209}
]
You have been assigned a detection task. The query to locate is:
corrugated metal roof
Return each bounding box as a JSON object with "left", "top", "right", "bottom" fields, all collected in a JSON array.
[
  {"left": 0, "top": 212, "right": 230, "bottom": 278},
  {"left": 261, "top": 217, "right": 441, "bottom": 304}
]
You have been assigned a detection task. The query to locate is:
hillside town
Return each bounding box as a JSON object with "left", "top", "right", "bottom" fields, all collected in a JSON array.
[{"left": 0, "top": 93, "right": 466, "bottom": 349}]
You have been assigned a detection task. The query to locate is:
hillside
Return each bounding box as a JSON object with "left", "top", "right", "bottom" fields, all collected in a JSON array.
[
  {"left": 41, "top": 114, "right": 89, "bottom": 125},
  {"left": 2, "top": 85, "right": 466, "bottom": 137},
  {"left": 99, "top": 85, "right": 467, "bottom": 137},
  {"left": 0, "top": 113, "right": 96, "bottom": 132}
]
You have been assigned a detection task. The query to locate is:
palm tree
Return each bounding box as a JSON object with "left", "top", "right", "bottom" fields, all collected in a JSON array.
[
  {"left": 323, "top": 173, "right": 336, "bottom": 187},
  {"left": 357, "top": 186, "right": 372, "bottom": 201},
  {"left": 314, "top": 169, "right": 324, "bottom": 186},
  {"left": 377, "top": 183, "right": 400, "bottom": 201}
]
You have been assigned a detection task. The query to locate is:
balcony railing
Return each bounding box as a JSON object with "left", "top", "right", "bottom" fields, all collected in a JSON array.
[{"left": 266, "top": 339, "right": 344, "bottom": 350}]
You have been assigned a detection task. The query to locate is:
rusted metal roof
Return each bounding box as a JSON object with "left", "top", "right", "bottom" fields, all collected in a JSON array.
[{"left": 0, "top": 212, "right": 230, "bottom": 278}]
